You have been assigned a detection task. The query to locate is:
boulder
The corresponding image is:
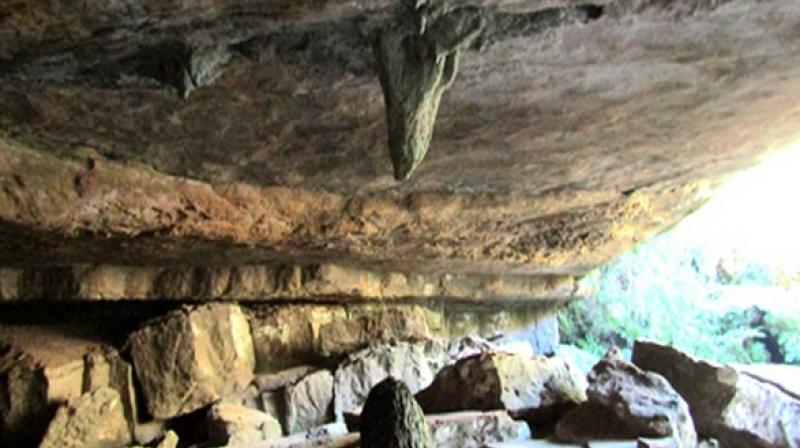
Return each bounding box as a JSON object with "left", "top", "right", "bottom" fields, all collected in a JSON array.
[
  {"left": 206, "top": 402, "right": 282, "bottom": 447},
  {"left": 284, "top": 369, "right": 335, "bottom": 434},
  {"left": 416, "top": 351, "right": 587, "bottom": 415},
  {"left": 39, "top": 386, "right": 130, "bottom": 448},
  {"left": 360, "top": 377, "right": 432, "bottom": 448},
  {"left": 427, "top": 411, "right": 531, "bottom": 448},
  {"left": 129, "top": 303, "right": 255, "bottom": 419},
  {"left": 333, "top": 340, "right": 447, "bottom": 418},
  {"left": 633, "top": 340, "right": 800, "bottom": 448},
  {"left": 555, "top": 348, "right": 696, "bottom": 447},
  {"left": 129, "top": 430, "right": 179, "bottom": 448},
  {"left": 0, "top": 328, "right": 131, "bottom": 448},
  {"left": 266, "top": 424, "right": 359, "bottom": 448}
]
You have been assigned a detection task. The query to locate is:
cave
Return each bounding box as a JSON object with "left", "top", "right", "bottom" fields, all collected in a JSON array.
[{"left": 1, "top": 0, "right": 799, "bottom": 447}]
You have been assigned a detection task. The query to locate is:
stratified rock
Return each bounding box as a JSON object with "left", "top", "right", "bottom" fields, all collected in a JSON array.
[
  {"left": 427, "top": 411, "right": 531, "bottom": 448},
  {"left": 633, "top": 340, "right": 800, "bottom": 448},
  {"left": 333, "top": 340, "right": 446, "bottom": 418},
  {"left": 250, "top": 306, "right": 346, "bottom": 373},
  {"left": 317, "top": 305, "right": 431, "bottom": 358},
  {"left": 129, "top": 303, "right": 255, "bottom": 419},
  {"left": 416, "top": 351, "right": 587, "bottom": 414},
  {"left": 250, "top": 305, "right": 431, "bottom": 373},
  {"left": 39, "top": 387, "right": 130, "bottom": 448},
  {"left": 360, "top": 377, "right": 432, "bottom": 448},
  {"left": 284, "top": 370, "right": 335, "bottom": 434},
  {"left": 555, "top": 348, "right": 696, "bottom": 447},
  {"left": 206, "top": 403, "right": 282, "bottom": 447}
]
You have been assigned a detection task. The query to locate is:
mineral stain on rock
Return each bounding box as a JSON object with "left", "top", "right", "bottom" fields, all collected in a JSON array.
[{"left": 376, "top": 0, "right": 604, "bottom": 181}]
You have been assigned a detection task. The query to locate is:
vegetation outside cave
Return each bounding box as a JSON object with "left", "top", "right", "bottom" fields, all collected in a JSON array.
[{"left": 559, "top": 145, "right": 800, "bottom": 365}]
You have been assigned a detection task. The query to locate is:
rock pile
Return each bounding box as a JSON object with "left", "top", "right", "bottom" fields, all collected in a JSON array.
[{"left": 2, "top": 302, "right": 798, "bottom": 448}]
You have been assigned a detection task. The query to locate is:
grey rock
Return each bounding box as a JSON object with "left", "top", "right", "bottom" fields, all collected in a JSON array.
[
  {"left": 284, "top": 370, "right": 335, "bottom": 435},
  {"left": 206, "top": 402, "right": 283, "bottom": 447},
  {"left": 360, "top": 377, "right": 432, "bottom": 448},
  {"left": 427, "top": 411, "right": 531, "bottom": 448}
]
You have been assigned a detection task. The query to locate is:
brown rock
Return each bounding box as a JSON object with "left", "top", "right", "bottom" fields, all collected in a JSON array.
[
  {"left": 555, "top": 348, "right": 696, "bottom": 447},
  {"left": 39, "top": 387, "right": 130, "bottom": 448},
  {"left": 633, "top": 340, "right": 800, "bottom": 448},
  {"left": 284, "top": 370, "right": 335, "bottom": 435},
  {"left": 416, "top": 351, "right": 587, "bottom": 414},
  {"left": 206, "top": 402, "right": 282, "bottom": 447},
  {"left": 0, "top": 328, "right": 127, "bottom": 447},
  {"left": 129, "top": 303, "right": 255, "bottom": 419}
]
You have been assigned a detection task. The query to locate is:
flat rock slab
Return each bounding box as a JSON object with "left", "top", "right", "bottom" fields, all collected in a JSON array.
[
  {"left": 206, "top": 402, "right": 283, "bottom": 447},
  {"left": 129, "top": 303, "right": 255, "bottom": 419}
]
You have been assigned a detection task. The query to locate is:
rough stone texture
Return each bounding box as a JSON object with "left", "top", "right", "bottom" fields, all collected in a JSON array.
[
  {"left": 284, "top": 370, "right": 335, "bottom": 435},
  {"left": 0, "top": 326, "right": 129, "bottom": 448},
  {"left": 427, "top": 411, "right": 531, "bottom": 448},
  {"left": 1, "top": 0, "right": 799, "bottom": 286},
  {"left": 416, "top": 352, "right": 587, "bottom": 414},
  {"left": 633, "top": 340, "right": 800, "bottom": 448},
  {"left": 360, "top": 377, "right": 432, "bottom": 448},
  {"left": 267, "top": 424, "right": 359, "bottom": 448},
  {"left": 333, "top": 340, "right": 447, "bottom": 419},
  {"left": 129, "top": 303, "right": 255, "bottom": 419},
  {"left": 206, "top": 402, "right": 283, "bottom": 447},
  {"left": 555, "top": 348, "right": 696, "bottom": 447},
  {"left": 39, "top": 387, "right": 131, "bottom": 448}
]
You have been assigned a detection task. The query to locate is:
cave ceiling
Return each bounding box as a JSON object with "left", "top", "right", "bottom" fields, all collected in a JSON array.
[{"left": 0, "top": 0, "right": 799, "bottom": 300}]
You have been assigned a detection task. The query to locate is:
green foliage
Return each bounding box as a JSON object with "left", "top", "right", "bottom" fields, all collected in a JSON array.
[{"left": 560, "top": 229, "right": 800, "bottom": 365}]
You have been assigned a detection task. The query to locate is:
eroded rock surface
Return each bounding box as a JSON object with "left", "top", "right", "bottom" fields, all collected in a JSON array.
[
  {"left": 39, "top": 387, "right": 130, "bottom": 448},
  {"left": 555, "top": 348, "right": 696, "bottom": 447},
  {"left": 129, "top": 303, "right": 255, "bottom": 419},
  {"left": 333, "top": 340, "right": 447, "bottom": 418},
  {"left": 427, "top": 411, "right": 531, "bottom": 448},
  {"left": 633, "top": 340, "right": 800, "bottom": 448},
  {"left": 284, "top": 370, "right": 335, "bottom": 435},
  {"left": 416, "top": 351, "right": 587, "bottom": 414},
  {"left": 206, "top": 402, "right": 283, "bottom": 447}
]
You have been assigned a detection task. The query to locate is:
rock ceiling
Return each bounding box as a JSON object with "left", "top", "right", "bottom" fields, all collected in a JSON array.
[{"left": 0, "top": 0, "right": 799, "bottom": 301}]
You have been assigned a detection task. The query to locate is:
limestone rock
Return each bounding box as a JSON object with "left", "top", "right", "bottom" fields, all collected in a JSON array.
[
  {"left": 427, "top": 411, "right": 531, "bottom": 448},
  {"left": 130, "top": 430, "right": 179, "bottom": 448},
  {"left": 266, "top": 424, "right": 358, "bottom": 448},
  {"left": 129, "top": 303, "right": 255, "bottom": 419},
  {"left": 0, "top": 328, "right": 127, "bottom": 448},
  {"left": 416, "top": 351, "right": 587, "bottom": 414},
  {"left": 633, "top": 340, "right": 800, "bottom": 448},
  {"left": 555, "top": 348, "right": 696, "bottom": 447},
  {"left": 317, "top": 305, "right": 431, "bottom": 357},
  {"left": 206, "top": 402, "right": 283, "bottom": 447},
  {"left": 284, "top": 370, "right": 335, "bottom": 434},
  {"left": 360, "top": 377, "right": 432, "bottom": 448},
  {"left": 39, "top": 386, "right": 130, "bottom": 448},
  {"left": 333, "top": 340, "right": 447, "bottom": 418},
  {"left": 250, "top": 306, "right": 346, "bottom": 373}
]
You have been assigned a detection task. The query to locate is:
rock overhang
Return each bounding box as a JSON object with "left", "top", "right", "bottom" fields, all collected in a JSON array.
[{"left": 1, "top": 0, "right": 799, "bottom": 301}]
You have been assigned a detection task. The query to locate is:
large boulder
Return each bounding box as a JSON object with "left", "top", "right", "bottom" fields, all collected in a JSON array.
[
  {"left": 633, "top": 340, "right": 800, "bottom": 448},
  {"left": 38, "top": 387, "right": 130, "bottom": 448},
  {"left": 129, "top": 303, "right": 255, "bottom": 419},
  {"left": 415, "top": 351, "right": 587, "bottom": 415},
  {"left": 427, "top": 411, "right": 531, "bottom": 448},
  {"left": 333, "top": 340, "right": 447, "bottom": 418},
  {"left": 555, "top": 348, "right": 696, "bottom": 447},
  {"left": 360, "top": 377, "right": 432, "bottom": 448},
  {"left": 284, "top": 369, "right": 335, "bottom": 434},
  {"left": 205, "top": 402, "right": 283, "bottom": 447}
]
